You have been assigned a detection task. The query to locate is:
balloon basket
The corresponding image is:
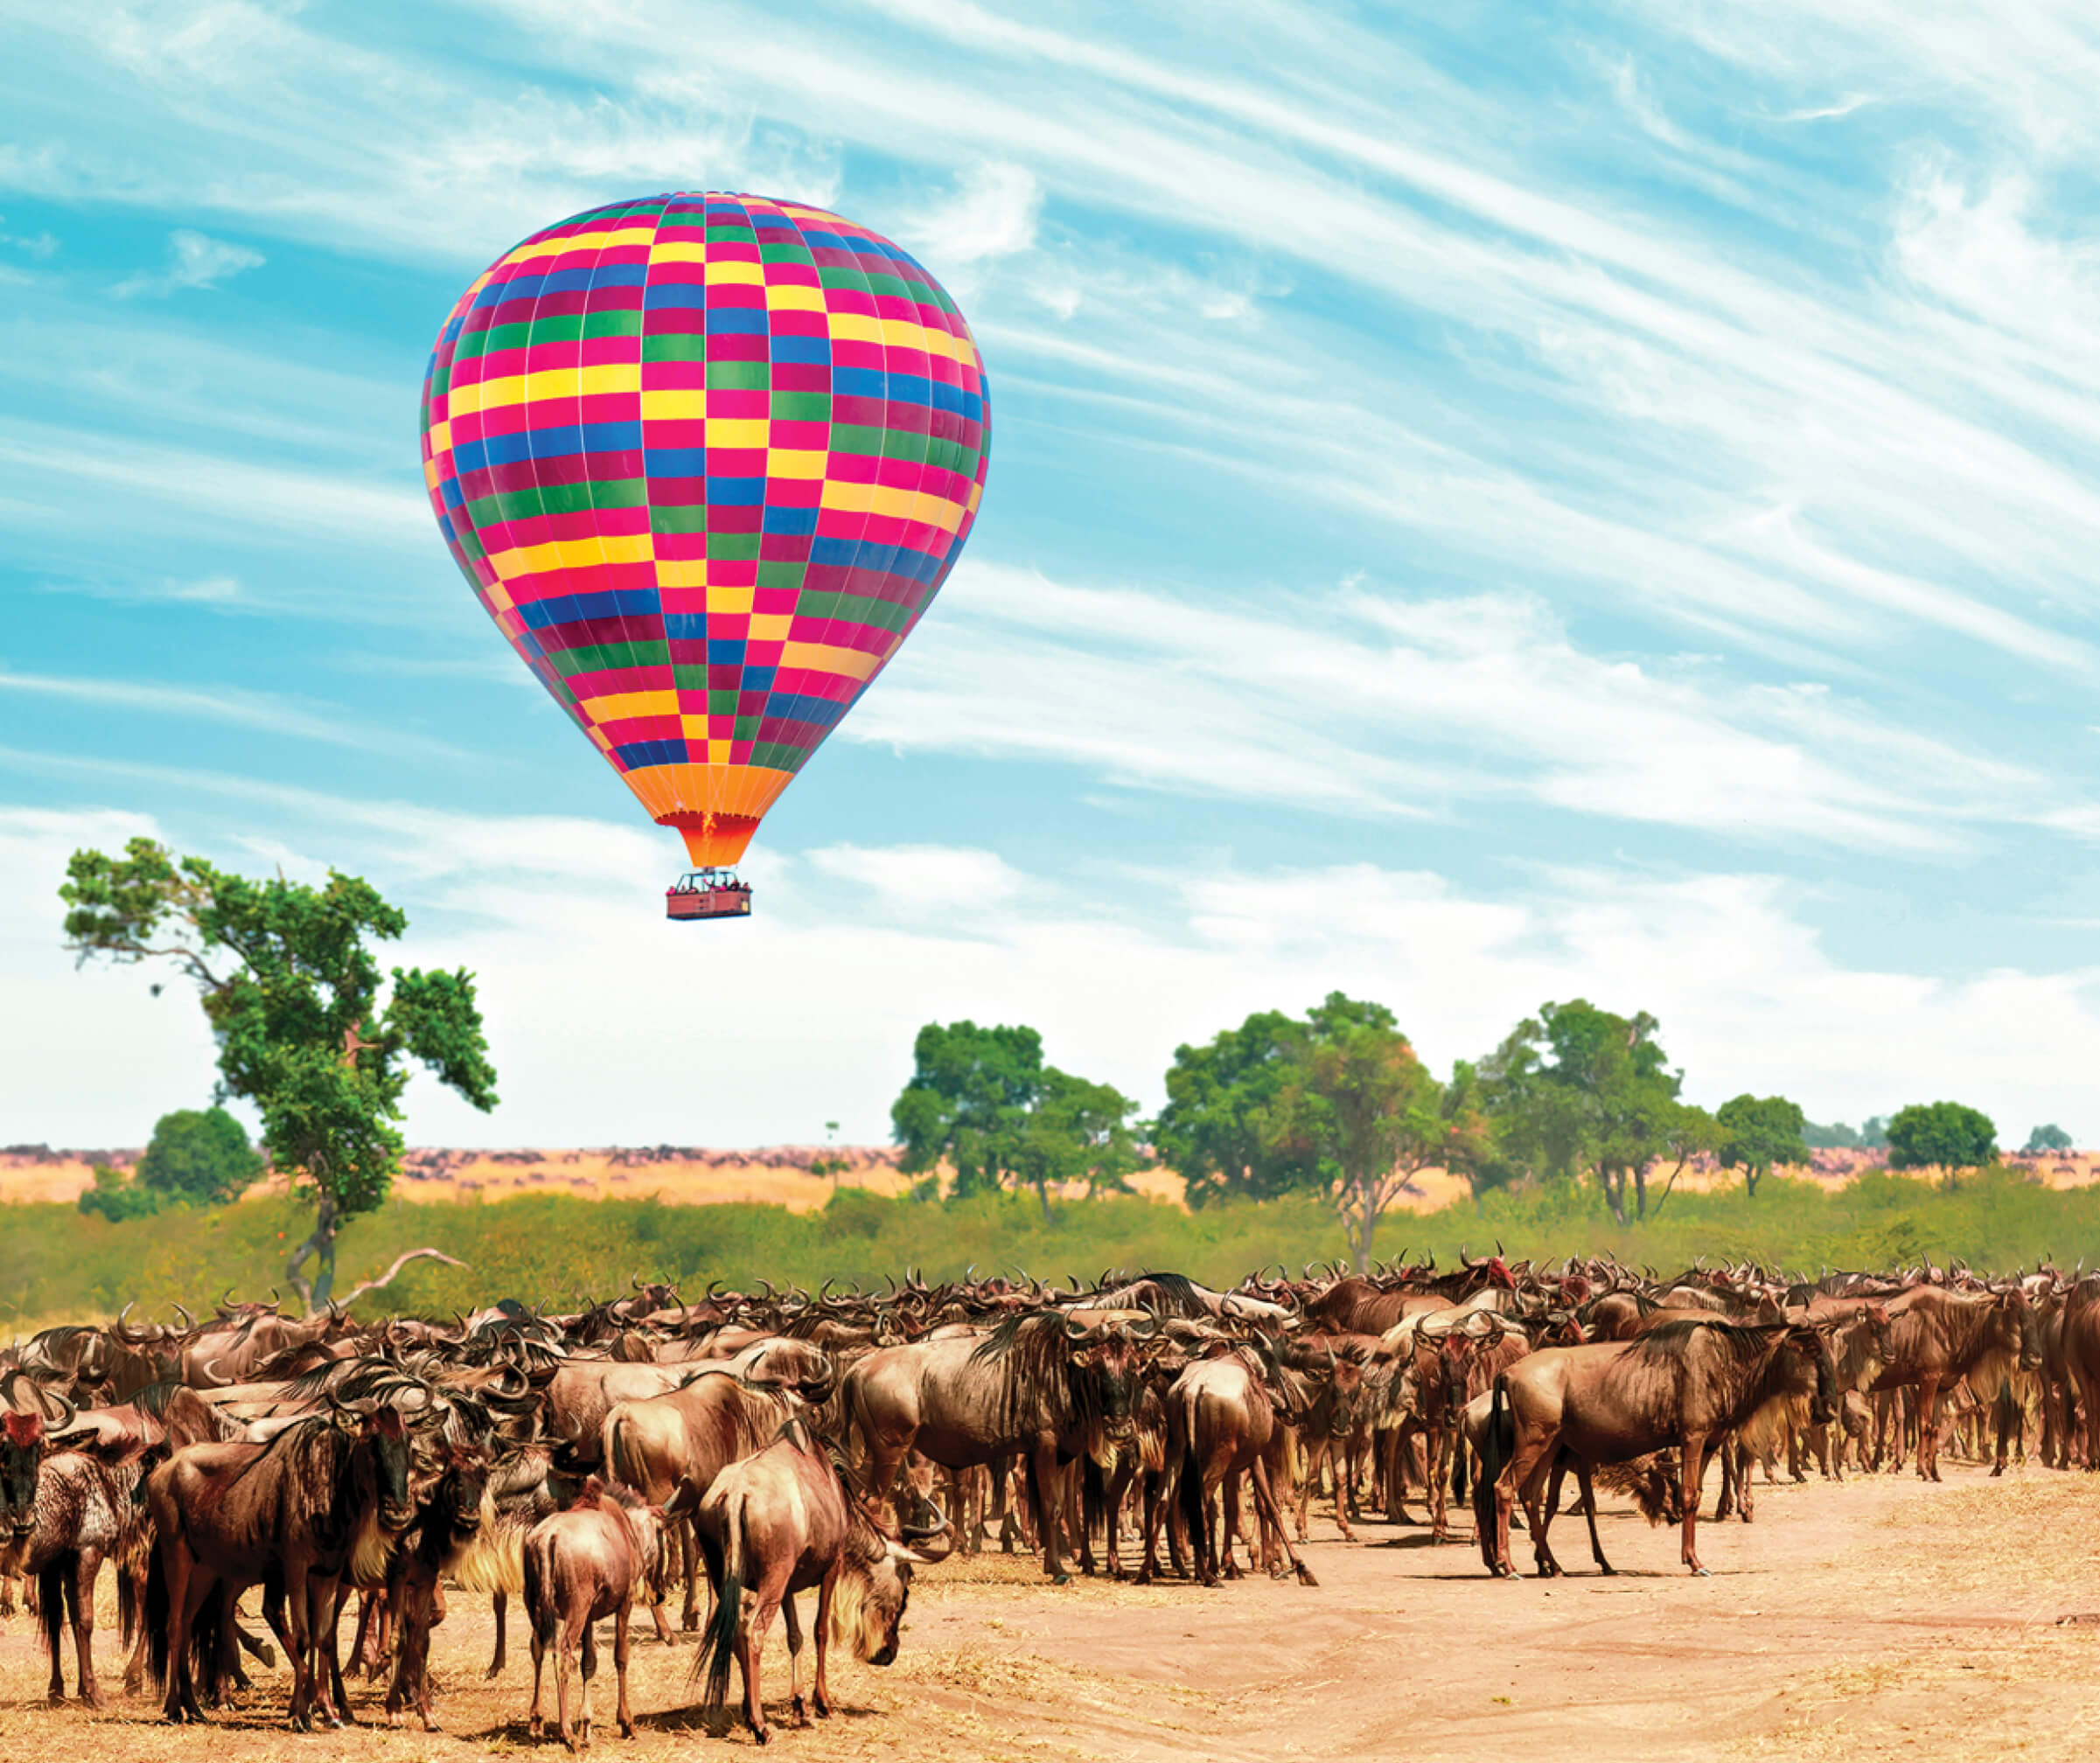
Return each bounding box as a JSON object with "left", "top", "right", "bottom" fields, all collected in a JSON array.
[{"left": 666, "top": 868, "right": 753, "bottom": 922}]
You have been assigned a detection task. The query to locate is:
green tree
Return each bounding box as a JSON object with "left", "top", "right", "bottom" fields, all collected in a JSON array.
[
  {"left": 1715, "top": 1093, "right": 1809, "bottom": 1199},
  {"left": 1003, "top": 1069, "right": 1145, "bottom": 1220},
  {"left": 137, "top": 1105, "right": 263, "bottom": 1207},
  {"left": 1479, "top": 1000, "right": 1685, "bottom": 1224},
  {"left": 2025, "top": 1123, "right": 2074, "bottom": 1153},
  {"left": 1886, "top": 1101, "right": 1997, "bottom": 1172},
  {"left": 892, "top": 1021, "right": 1045, "bottom": 1199},
  {"left": 1803, "top": 1119, "right": 1864, "bottom": 1150},
  {"left": 890, "top": 1021, "right": 1141, "bottom": 1220},
  {"left": 1860, "top": 1115, "right": 1892, "bottom": 1149},
  {"left": 1153, "top": 1009, "right": 1305, "bottom": 1208},
  {"left": 61, "top": 839, "right": 497, "bottom": 1310}
]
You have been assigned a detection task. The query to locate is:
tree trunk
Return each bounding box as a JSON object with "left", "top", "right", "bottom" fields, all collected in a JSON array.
[
  {"left": 286, "top": 1190, "right": 339, "bottom": 1316},
  {"left": 1747, "top": 1164, "right": 1763, "bottom": 1200},
  {"left": 1634, "top": 1164, "right": 1650, "bottom": 1222},
  {"left": 1035, "top": 1177, "right": 1053, "bottom": 1225}
]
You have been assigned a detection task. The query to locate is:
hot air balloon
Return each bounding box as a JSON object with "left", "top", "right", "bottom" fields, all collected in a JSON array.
[{"left": 418, "top": 192, "right": 991, "bottom": 918}]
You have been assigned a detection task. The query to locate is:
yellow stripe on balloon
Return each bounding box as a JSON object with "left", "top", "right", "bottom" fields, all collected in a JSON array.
[
  {"left": 583, "top": 689, "right": 680, "bottom": 723},
  {"left": 780, "top": 640, "right": 883, "bottom": 682}
]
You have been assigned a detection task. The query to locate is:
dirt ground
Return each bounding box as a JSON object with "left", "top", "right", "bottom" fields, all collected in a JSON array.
[{"left": 4, "top": 1463, "right": 2097, "bottom": 1763}]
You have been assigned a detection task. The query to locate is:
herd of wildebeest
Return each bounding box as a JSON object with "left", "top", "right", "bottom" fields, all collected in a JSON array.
[{"left": 2, "top": 1250, "right": 2097, "bottom": 1745}]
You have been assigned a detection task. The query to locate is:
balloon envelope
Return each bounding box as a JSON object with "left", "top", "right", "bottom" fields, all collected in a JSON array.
[{"left": 419, "top": 192, "right": 991, "bottom": 866}]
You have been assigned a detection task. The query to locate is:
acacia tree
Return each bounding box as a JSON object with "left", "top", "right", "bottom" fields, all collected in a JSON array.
[{"left": 61, "top": 839, "right": 497, "bottom": 1311}]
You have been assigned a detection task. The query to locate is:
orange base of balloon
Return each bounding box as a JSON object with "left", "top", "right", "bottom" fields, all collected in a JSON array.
[{"left": 660, "top": 812, "right": 761, "bottom": 867}]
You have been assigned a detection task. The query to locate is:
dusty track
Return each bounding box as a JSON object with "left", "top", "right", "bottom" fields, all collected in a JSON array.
[{"left": 3, "top": 1465, "right": 2096, "bottom": 1761}]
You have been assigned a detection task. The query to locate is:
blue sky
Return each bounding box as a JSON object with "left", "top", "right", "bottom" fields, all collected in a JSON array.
[{"left": 5, "top": 0, "right": 2098, "bottom": 1150}]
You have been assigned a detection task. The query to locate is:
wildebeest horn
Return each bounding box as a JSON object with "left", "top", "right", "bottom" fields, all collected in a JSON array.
[
  {"left": 173, "top": 1302, "right": 193, "bottom": 1329},
  {"left": 1064, "top": 1315, "right": 1092, "bottom": 1342},
  {"left": 900, "top": 1501, "right": 950, "bottom": 1542},
  {"left": 1127, "top": 1315, "right": 1162, "bottom": 1340},
  {"left": 267, "top": 1286, "right": 282, "bottom": 1311},
  {"left": 1495, "top": 1239, "right": 1505, "bottom": 1258}
]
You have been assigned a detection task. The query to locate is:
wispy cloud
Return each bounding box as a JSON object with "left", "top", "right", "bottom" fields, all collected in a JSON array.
[
  {"left": 854, "top": 561, "right": 2069, "bottom": 853},
  {"left": 112, "top": 227, "right": 263, "bottom": 298},
  {"left": 0, "top": 669, "right": 472, "bottom": 763}
]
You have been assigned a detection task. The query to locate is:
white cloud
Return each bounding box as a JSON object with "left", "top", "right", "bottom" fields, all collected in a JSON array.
[
  {"left": 851, "top": 561, "right": 2070, "bottom": 851},
  {"left": 900, "top": 161, "right": 1041, "bottom": 273},
  {"left": 8, "top": 797, "right": 2096, "bottom": 1150},
  {"left": 806, "top": 843, "right": 1028, "bottom": 916},
  {"left": 112, "top": 227, "right": 264, "bottom": 297}
]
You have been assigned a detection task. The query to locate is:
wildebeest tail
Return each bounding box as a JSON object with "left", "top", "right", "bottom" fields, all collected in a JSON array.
[
  {"left": 701, "top": 1491, "right": 745, "bottom": 1707},
  {"left": 1081, "top": 1454, "right": 1106, "bottom": 1548},
  {"left": 1451, "top": 1436, "right": 1469, "bottom": 1503},
  {"left": 117, "top": 1555, "right": 141, "bottom": 1649},
  {"left": 35, "top": 1561, "right": 64, "bottom": 1662},
  {"left": 145, "top": 1545, "right": 171, "bottom": 1689},
  {"left": 605, "top": 1413, "right": 646, "bottom": 1496},
  {"left": 189, "top": 1581, "right": 233, "bottom": 1706},
  {"left": 1176, "top": 1437, "right": 1207, "bottom": 1570},
  {"left": 1473, "top": 1376, "right": 1511, "bottom": 1567}
]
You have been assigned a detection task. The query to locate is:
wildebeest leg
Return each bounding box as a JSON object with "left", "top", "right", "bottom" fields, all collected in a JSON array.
[
  {"left": 680, "top": 1516, "right": 701, "bottom": 1631},
  {"left": 1030, "top": 1438, "right": 1069, "bottom": 1582},
  {"left": 1679, "top": 1433, "right": 1712, "bottom": 1575},
  {"left": 316, "top": 1576, "right": 352, "bottom": 1726},
  {"left": 280, "top": 1561, "right": 316, "bottom": 1732},
  {"left": 613, "top": 1595, "right": 634, "bottom": 1739},
  {"left": 122, "top": 1550, "right": 153, "bottom": 1694},
  {"left": 159, "top": 1545, "right": 200, "bottom": 1722},
  {"left": 526, "top": 1595, "right": 548, "bottom": 1739},
  {"left": 489, "top": 1587, "right": 510, "bottom": 1679},
  {"left": 811, "top": 1569, "right": 835, "bottom": 1719},
  {"left": 1218, "top": 1465, "right": 1245, "bottom": 1579},
  {"left": 1531, "top": 1454, "right": 1571, "bottom": 1578},
  {"left": 1246, "top": 1451, "right": 1317, "bottom": 1587},
  {"left": 738, "top": 1587, "right": 778, "bottom": 1744},
  {"left": 783, "top": 1591, "right": 808, "bottom": 1725},
  {"left": 1570, "top": 1459, "right": 1615, "bottom": 1575},
  {"left": 72, "top": 1549, "right": 104, "bottom": 1707},
  {"left": 1915, "top": 1376, "right": 1943, "bottom": 1481},
  {"left": 576, "top": 1616, "right": 598, "bottom": 1748},
  {"left": 553, "top": 1604, "right": 581, "bottom": 1750}
]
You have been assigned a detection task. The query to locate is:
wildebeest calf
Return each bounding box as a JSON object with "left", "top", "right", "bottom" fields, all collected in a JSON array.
[{"left": 522, "top": 1478, "right": 666, "bottom": 1750}]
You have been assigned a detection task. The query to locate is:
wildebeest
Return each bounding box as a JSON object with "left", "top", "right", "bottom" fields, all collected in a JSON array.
[
  {"left": 2062, "top": 1275, "right": 2100, "bottom": 1470},
  {"left": 521, "top": 1478, "right": 668, "bottom": 1750},
  {"left": 1867, "top": 1286, "right": 2041, "bottom": 1480},
  {"left": 383, "top": 1439, "right": 497, "bottom": 1731},
  {"left": 697, "top": 1418, "right": 951, "bottom": 1746},
  {"left": 1141, "top": 1342, "right": 1315, "bottom": 1587},
  {"left": 842, "top": 1312, "right": 1153, "bottom": 1582},
  {"left": 146, "top": 1402, "right": 415, "bottom": 1728},
  {"left": 5, "top": 1447, "right": 150, "bottom": 1708},
  {"left": 1479, "top": 1318, "right": 1837, "bottom": 1577}
]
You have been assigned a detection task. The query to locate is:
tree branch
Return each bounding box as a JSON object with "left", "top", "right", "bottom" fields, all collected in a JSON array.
[{"left": 332, "top": 1247, "right": 470, "bottom": 1311}]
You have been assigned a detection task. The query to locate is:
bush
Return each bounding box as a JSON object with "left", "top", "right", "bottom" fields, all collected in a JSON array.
[
  {"left": 137, "top": 1107, "right": 263, "bottom": 1207},
  {"left": 76, "top": 1162, "right": 162, "bottom": 1223}
]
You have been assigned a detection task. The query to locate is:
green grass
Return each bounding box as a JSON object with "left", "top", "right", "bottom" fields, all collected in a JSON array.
[{"left": 3, "top": 1167, "right": 2097, "bottom": 1327}]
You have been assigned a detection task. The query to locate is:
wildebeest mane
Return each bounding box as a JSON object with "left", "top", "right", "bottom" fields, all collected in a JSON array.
[
  {"left": 969, "top": 1313, "right": 1084, "bottom": 1439},
  {"left": 1629, "top": 1317, "right": 1784, "bottom": 1363}
]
